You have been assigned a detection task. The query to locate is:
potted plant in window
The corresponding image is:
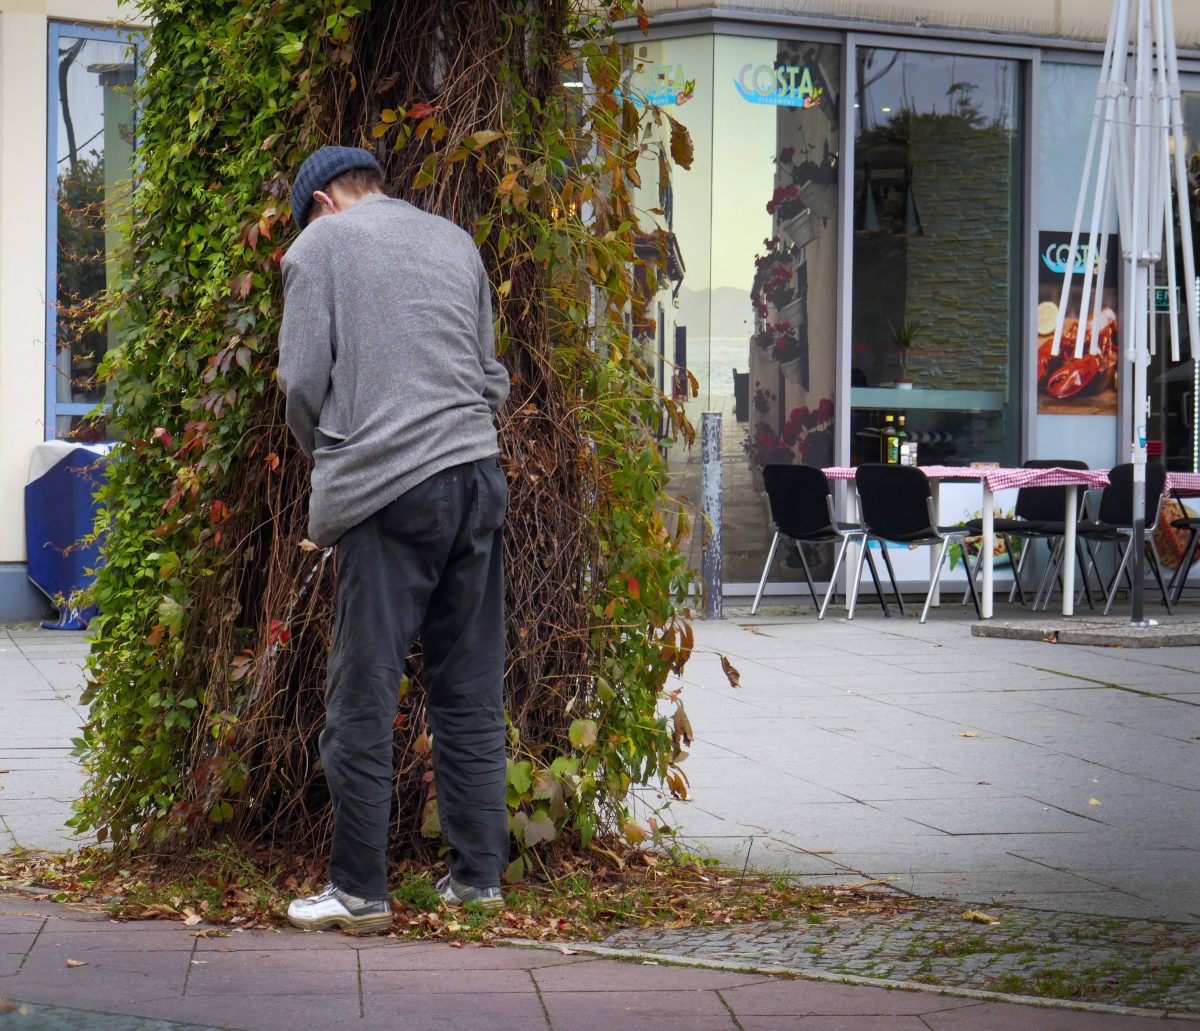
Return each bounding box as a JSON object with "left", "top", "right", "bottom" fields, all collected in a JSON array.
[
  {"left": 755, "top": 322, "right": 807, "bottom": 384},
  {"left": 890, "top": 318, "right": 924, "bottom": 389}
]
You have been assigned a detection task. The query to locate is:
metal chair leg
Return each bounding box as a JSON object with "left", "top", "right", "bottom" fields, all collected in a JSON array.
[
  {"left": 794, "top": 542, "right": 822, "bottom": 611},
  {"left": 1074, "top": 540, "right": 1095, "bottom": 609},
  {"left": 1147, "top": 537, "right": 1173, "bottom": 614},
  {"left": 960, "top": 537, "right": 982, "bottom": 618},
  {"left": 1034, "top": 538, "right": 1063, "bottom": 611},
  {"left": 1010, "top": 536, "right": 1033, "bottom": 604},
  {"left": 818, "top": 536, "right": 851, "bottom": 620},
  {"left": 1083, "top": 538, "right": 1107, "bottom": 604},
  {"left": 964, "top": 535, "right": 1020, "bottom": 607},
  {"left": 750, "top": 531, "right": 781, "bottom": 616},
  {"left": 847, "top": 533, "right": 871, "bottom": 620},
  {"left": 921, "top": 538, "right": 952, "bottom": 624},
  {"left": 1003, "top": 535, "right": 1026, "bottom": 606},
  {"left": 1103, "top": 538, "right": 1133, "bottom": 615},
  {"left": 963, "top": 546, "right": 980, "bottom": 606},
  {"left": 1168, "top": 528, "right": 1200, "bottom": 605},
  {"left": 863, "top": 547, "right": 891, "bottom": 617},
  {"left": 877, "top": 542, "right": 906, "bottom": 615}
]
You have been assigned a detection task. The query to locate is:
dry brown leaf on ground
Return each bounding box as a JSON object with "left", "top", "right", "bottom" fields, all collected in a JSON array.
[
  {"left": 962, "top": 909, "right": 999, "bottom": 924},
  {"left": 0, "top": 999, "right": 17, "bottom": 1013},
  {"left": 959, "top": 731, "right": 980, "bottom": 738},
  {"left": 65, "top": 959, "right": 87, "bottom": 968},
  {"left": 720, "top": 655, "right": 741, "bottom": 687},
  {"left": 136, "top": 903, "right": 182, "bottom": 920},
  {"left": 182, "top": 908, "right": 203, "bottom": 927},
  {"left": 1088, "top": 798, "right": 1102, "bottom": 806}
]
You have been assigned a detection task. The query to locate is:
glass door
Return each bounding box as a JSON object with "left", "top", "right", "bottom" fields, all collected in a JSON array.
[{"left": 1147, "top": 76, "right": 1200, "bottom": 473}]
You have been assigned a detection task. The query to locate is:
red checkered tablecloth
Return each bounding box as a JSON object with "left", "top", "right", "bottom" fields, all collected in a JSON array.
[
  {"left": 1167, "top": 472, "right": 1200, "bottom": 497},
  {"left": 823, "top": 465, "right": 1106, "bottom": 491},
  {"left": 825, "top": 466, "right": 1200, "bottom": 496}
]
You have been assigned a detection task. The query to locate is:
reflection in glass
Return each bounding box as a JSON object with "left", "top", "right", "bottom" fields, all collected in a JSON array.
[
  {"left": 851, "top": 48, "right": 1023, "bottom": 466},
  {"left": 747, "top": 41, "right": 841, "bottom": 481},
  {"left": 1152, "top": 88, "right": 1200, "bottom": 473},
  {"left": 52, "top": 34, "right": 137, "bottom": 439}
]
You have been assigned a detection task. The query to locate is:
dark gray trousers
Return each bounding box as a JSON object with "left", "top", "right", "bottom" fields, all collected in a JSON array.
[{"left": 320, "top": 457, "right": 509, "bottom": 899}]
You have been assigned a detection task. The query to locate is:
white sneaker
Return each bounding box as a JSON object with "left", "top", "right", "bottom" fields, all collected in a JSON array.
[
  {"left": 287, "top": 883, "right": 393, "bottom": 933},
  {"left": 436, "top": 873, "right": 504, "bottom": 909}
]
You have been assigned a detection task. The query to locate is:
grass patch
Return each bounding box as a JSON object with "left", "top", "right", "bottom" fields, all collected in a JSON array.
[{"left": 0, "top": 842, "right": 917, "bottom": 943}]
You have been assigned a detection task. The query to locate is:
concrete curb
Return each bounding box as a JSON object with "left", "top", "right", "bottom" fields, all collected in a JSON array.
[
  {"left": 971, "top": 618, "right": 1200, "bottom": 647},
  {"left": 502, "top": 939, "right": 1200, "bottom": 1023}
]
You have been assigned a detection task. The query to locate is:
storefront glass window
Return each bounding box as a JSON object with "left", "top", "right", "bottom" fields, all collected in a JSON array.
[
  {"left": 636, "top": 35, "right": 842, "bottom": 585},
  {"left": 47, "top": 25, "right": 139, "bottom": 440},
  {"left": 1150, "top": 84, "right": 1200, "bottom": 473},
  {"left": 851, "top": 48, "right": 1023, "bottom": 466},
  {"left": 1034, "top": 62, "right": 1119, "bottom": 471}
]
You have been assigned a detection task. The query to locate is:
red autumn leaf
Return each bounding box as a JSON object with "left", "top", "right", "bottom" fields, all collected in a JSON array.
[
  {"left": 271, "top": 247, "right": 285, "bottom": 266},
  {"left": 407, "top": 101, "right": 435, "bottom": 119},
  {"left": 210, "top": 499, "right": 227, "bottom": 524},
  {"left": 231, "top": 271, "right": 253, "bottom": 299},
  {"left": 267, "top": 618, "right": 291, "bottom": 646},
  {"left": 153, "top": 426, "right": 173, "bottom": 449},
  {"left": 627, "top": 574, "right": 640, "bottom": 599}
]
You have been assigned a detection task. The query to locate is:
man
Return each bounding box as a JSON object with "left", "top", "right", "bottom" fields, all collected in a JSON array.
[{"left": 277, "top": 146, "right": 511, "bottom": 933}]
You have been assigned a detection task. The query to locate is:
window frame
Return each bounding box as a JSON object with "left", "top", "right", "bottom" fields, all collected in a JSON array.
[{"left": 45, "top": 19, "right": 143, "bottom": 440}]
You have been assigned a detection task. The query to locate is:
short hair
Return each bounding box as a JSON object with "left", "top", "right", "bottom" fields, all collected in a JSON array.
[{"left": 324, "top": 166, "right": 385, "bottom": 195}]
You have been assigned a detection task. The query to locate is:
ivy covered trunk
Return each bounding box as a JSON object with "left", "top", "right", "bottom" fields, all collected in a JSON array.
[{"left": 74, "top": 0, "right": 694, "bottom": 876}]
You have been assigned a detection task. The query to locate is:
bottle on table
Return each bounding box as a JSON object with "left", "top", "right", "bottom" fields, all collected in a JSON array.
[
  {"left": 890, "top": 415, "right": 910, "bottom": 465},
  {"left": 885, "top": 414, "right": 908, "bottom": 464},
  {"left": 880, "top": 413, "right": 895, "bottom": 462}
]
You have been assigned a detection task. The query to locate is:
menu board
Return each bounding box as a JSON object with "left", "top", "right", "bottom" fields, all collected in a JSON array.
[{"left": 1035, "top": 232, "right": 1120, "bottom": 415}]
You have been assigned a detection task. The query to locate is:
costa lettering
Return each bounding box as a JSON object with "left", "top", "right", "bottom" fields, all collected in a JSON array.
[
  {"left": 618, "top": 64, "right": 695, "bottom": 108},
  {"left": 734, "top": 63, "right": 824, "bottom": 108},
  {"left": 1042, "top": 242, "right": 1101, "bottom": 275}
]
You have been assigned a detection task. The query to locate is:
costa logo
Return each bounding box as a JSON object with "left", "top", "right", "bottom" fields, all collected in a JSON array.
[
  {"left": 1041, "top": 242, "right": 1100, "bottom": 275},
  {"left": 618, "top": 64, "right": 695, "bottom": 108},
  {"left": 733, "top": 64, "right": 823, "bottom": 108}
]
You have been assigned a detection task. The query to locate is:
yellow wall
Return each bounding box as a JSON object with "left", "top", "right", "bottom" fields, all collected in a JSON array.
[
  {"left": 0, "top": 0, "right": 141, "bottom": 571},
  {"left": 642, "top": 0, "right": 1200, "bottom": 45}
]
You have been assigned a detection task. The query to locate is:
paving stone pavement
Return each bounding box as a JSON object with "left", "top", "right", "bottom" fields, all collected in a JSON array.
[
  {"left": 0, "top": 896, "right": 1190, "bottom": 1031},
  {"left": 3, "top": 613, "right": 1200, "bottom": 1027},
  {"left": 656, "top": 605, "right": 1200, "bottom": 925},
  {"left": 596, "top": 893, "right": 1200, "bottom": 1014}
]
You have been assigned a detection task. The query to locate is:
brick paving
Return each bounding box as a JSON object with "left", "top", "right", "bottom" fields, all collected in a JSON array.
[
  {"left": 4, "top": 616, "right": 1200, "bottom": 1028},
  {"left": 0, "top": 896, "right": 1185, "bottom": 1031},
  {"left": 596, "top": 891, "right": 1200, "bottom": 1014}
]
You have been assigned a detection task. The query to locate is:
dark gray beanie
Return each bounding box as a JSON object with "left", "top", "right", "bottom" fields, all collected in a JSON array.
[{"left": 290, "top": 145, "right": 384, "bottom": 229}]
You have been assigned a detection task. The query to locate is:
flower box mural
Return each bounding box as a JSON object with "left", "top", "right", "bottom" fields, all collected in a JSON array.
[{"left": 745, "top": 42, "right": 841, "bottom": 476}]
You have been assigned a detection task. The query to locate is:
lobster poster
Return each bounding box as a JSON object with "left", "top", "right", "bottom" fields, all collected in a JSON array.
[{"left": 1035, "top": 232, "right": 1120, "bottom": 415}]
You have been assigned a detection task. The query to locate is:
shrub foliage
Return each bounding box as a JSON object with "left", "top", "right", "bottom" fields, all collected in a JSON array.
[{"left": 74, "top": 0, "right": 695, "bottom": 876}]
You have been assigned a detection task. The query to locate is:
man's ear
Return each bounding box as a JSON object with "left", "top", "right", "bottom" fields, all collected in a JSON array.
[{"left": 311, "top": 189, "right": 336, "bottom": 218}]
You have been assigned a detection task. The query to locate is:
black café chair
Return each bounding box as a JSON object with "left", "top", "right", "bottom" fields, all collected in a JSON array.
[
  {"left": 850, "top": 463, "right": 982, "bottom": 624},
  {"left": 751, "top": 464, "right": 895, "bottom": 619},
  {"left": 961, "top": 458, "right": 1092, "bottom": 608},
  {"left": 1167, "top": 513, "right": 1200, "bottom": 605},
  {"left": 1070, "top": 461, "right": 1173, "bottom": 615}
]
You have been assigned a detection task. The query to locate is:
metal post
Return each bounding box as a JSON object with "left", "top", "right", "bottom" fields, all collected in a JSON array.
[{"left": 700, "top": 412, "right": 723, "bottom": 620}]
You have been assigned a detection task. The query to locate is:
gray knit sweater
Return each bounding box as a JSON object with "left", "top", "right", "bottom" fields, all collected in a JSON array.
[{"left": 278, "top": 193, "right": 509, "bottom": 546}]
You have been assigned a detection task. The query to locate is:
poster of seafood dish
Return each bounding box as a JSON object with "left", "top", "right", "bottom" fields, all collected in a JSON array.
[{"left": 1036, "top": 232, "right": 1120, "bottom": 415}]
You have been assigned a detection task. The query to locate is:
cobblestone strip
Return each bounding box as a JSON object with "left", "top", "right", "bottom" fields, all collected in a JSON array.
[{"left": 596, "top": 895, "right": 1200, "bottom": 1015}]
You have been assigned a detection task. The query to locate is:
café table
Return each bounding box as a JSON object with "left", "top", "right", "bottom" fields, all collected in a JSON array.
[{"left": 823, "top": 465, "right": 1111, "bottom": 618}]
